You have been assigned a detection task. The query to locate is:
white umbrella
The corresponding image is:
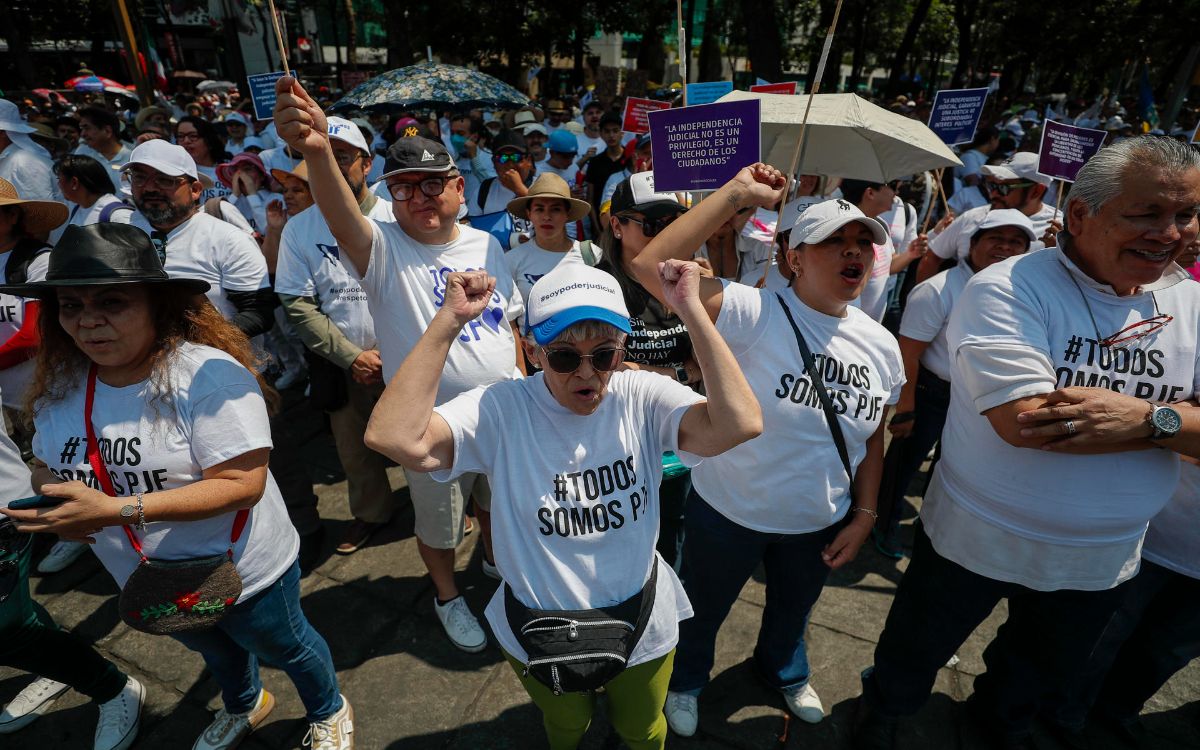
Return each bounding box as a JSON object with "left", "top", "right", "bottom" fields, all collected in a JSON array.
[
  {"left": 197, "top": 80, "right": 237, "bottom": 93},
  {"left": 717, "top": 90, "right": 961, "bottom": 181}
]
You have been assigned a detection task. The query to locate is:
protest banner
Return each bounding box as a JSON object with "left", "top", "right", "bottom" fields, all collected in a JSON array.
[
  {"left": 648, "top": 99, "right": 760, "bottom": 192},
  {"left": 1037, "top": 120, "right": 1108, "bottom": 183},
  {"left": 247, "top": 71, "right": 287, "bottom": 120},
  {"left": 749, "top": 82, "right": 797, "bottom": 95},
  {"left": 927, "top": 87, "right": 990, "bottom": 146},
  {"left": 686, "top": 81, "right": 735, "bottom": 106},
  {"left": 621, "top": 97, "right": 671, "bottom": 134}
]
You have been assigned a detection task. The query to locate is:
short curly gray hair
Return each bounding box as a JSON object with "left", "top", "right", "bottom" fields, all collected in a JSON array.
[{"left": 1070, "top": 136, "right": 1200, "bottom": 216}]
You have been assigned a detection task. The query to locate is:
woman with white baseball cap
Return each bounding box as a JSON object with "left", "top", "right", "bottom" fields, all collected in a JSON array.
[
  {"left": 362, "top": 261, "right": 761, "bottom": 750},
  {"left": 627, "top": 164, "right": 905, "bottom": 736}
]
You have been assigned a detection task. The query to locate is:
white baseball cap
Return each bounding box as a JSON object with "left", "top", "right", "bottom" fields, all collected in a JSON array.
[
  {"left": 121, "top": 139, "right": 198, "bottom": 180},
  {"left": 789, "top": 198, "right": 887, "bottom": 248},
  {"left": 516, "top": 122, "right": 549, "bottom": 137},
  {"left": 525, "top": 264, "right": 632, "bottom": 345},
  {"left": 327, "top": 116, "right": 370, "bottom": 155},
  {"left": 973, "top": 208, "right": 1037, "bottom": 243},
  {"left": 224, "top": 111, "right": 250, "bottom": 127},
  {"left": 980, "top": 151, "right": 1052, "bottom": 186}
]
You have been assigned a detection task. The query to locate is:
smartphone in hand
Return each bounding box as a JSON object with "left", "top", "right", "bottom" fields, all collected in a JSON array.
[{"left": 7, "top": 496, "right": 63, "bottom": 510}]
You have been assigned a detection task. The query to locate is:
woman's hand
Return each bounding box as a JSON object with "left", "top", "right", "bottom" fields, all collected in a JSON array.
[
  {"left": 1, "top": 481, "right": 119, "bottom": 541},
  {"left": 889, "top": 393, "right": 917, "bottom": 438},
  {"left": 273, "top": 76, "right": 330, "bottom": 157},
  {"left": 266, "top": 199, "right": 287, "bottom": 232},
  {"left": 658, "top": 259, "right": 705, "bottom": 318},
  {"left": 439, "top": 271, "right": 496, "bottom": 328},
  {"left": 731, "top": 163, "right": 787, "bottom": 209},
  {"left": 822, "top": 514, "right": 874, "bottom": 569}
]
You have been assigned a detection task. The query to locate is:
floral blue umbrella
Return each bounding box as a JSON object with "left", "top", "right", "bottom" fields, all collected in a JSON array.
[{"left": 328, "top": 62, "right": 530, "bottom": 114}]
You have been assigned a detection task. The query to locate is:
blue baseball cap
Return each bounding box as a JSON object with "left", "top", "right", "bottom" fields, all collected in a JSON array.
[{"left": 547, "top": 129, "right": 579, "bottom": 155}]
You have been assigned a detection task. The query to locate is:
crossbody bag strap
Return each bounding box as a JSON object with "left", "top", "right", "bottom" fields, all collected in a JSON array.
[
  {"left": 774, "top": 294, "right": 857, "bottom": 502},
  {"left": 628, "top": 558, "right": 659, "bottom": 644},
  {"left": 84, "top": 365, "right": 249, "bottom": 562}
]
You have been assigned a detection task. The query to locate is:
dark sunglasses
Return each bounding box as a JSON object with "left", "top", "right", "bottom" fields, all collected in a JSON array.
[
  {"left": 494, "top": 152, "right": 523, "bottom": 164},
  {"left": 387, "top": 177, "right": 450, "bottom": 201},
  {"left": 986, "top": 180, "right": 1035, "bottom": 196},
  {"left": 541, "top": 346, "right": 626, "bottom": 374},
  {"left": 616, "top": 213, "right": 679, "bottom": 238}
]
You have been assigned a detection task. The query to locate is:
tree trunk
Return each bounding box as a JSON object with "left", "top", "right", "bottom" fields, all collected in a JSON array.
[
  {"left": 343, "top": 0, "right": 357, "bottom": 70},
  {"left": 697, "top": 0, "right": 724, "bottom": 82},
  {"left": 0, "top": 4, "right": 35, "bottom": 88},
  {"left": 385, "top": 7, "right": 413, "bottom": 67},
  {"left": 683, "top": 0, "right": 696, "bottom": 82},
  {"left": 742, "top": 0, "right": 782, "bottom": 81},
  {"left": 884, "top": 0, "right": 932, "bottom": 97},
  {"left": 572, "top": 16, "right": 586, "bottom": 90},
  {"left": 326, "top": 0, "right": 342, "bottom": 70},
  {"left": 847, "top": 1, "right": 872, "bottom": 91},
  {"left": 805, "top": 0, "right": 837, "bottom": 91},
  {"left": 950, "top": 0, "right": 978, "bottom": 88},
  {"left": 636, "top": 4, "right": 672, "bottom": 83}
]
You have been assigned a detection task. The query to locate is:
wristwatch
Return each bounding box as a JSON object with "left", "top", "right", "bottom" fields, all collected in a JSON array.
[
  {"left": 1148, "top": 402, "right": 1183, "bottom": 440},
  {"left": 674, "top": 366, "right": 690, "bottom": 384}
]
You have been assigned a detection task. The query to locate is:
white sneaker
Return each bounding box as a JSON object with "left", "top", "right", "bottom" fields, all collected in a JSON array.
[
  {"left": 94, "top": 676, "right": 144, "bottom": 750},
  {"left": 192, "top": 689, "right": 274, "bottom": 750},
  {"left": 664, "top": 691, "right": 699, "bottom": 737},
  {"left": 0, "top": 676, "right": 70, "bottom": 733},
  {"left": 433, "top": 596, "right": 487, "bottom": 653},
  {"left": 37, "top": 540, "right": 88, "bottom": 574},
  {"left": 303, "top": 694, "right": 354, "bottom": 749},
  {"left": 782, "top": 682, "right": 824, "bottom": 724},
  {"left": 481, "top": 559, "right": 501, "bottom": 581}
]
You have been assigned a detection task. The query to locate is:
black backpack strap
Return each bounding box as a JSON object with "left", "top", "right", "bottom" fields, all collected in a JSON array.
[
  {"left": 774, "top": 293, "right": 856, "bottom": 502},
  {"left": 478, "top": 177, "right": 495, "bottom": 212},
  {"left": 5, "top": 240, "right": 51, "bottom": 285}
]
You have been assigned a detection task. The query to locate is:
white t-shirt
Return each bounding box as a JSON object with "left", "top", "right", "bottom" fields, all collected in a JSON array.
[
  {"left": 898, "top": 263, "right": 973, "bottom": 381},
  {"left": 536, "top": 159, "right": 580, "bottom": 184},
  {"left": 576, "top": 133, "right": 606, "bottom": 158},
  {"left": 953, "top": 148, "right": 988, "bottom": 192},
  {"left": 67, "top": 194, "right": 134, "bottom": 227},
  {"left": 0, "top": 145, "right": 59, "bottom": 201},
  {"left": 691, "top": 282, "right": 904, "bottom": 533},
  {"left": 0, "top": 250, "right": 48, "bottom": 405},
  {"left": 921, "top": 247, "right": 1200, "bottom": 591},
  {"left": 855, "top": 235, "right": 895, "bottom": 322},
  {"left": 129, "top": 212, "right": 270, "bottom": 320},
  {"left": 432, "top": 370, "right": 703, "bottom": 666},
  {"left": 359, "top": 221, "right": 524, "bottom": 398},
  {"left": 506, "top": 239, "right": 600, "bottom": 314},
  {"left": 259, "top": 147, "right": 301, "bottom": 177},
  {"left": 196, "top": 165, "right": 231, "bottom": 203},
  {"left": 31, "top": 343, "right": 298, "bottom": 600},
  {"left": 1142, "top": 460, "right": 1200, "bottom": 580},
  {"left": 275, "top": 199, "right": 395, "bottom": 351},
  {"left": 931, "top": 203, "right": 1055, "bottom": 260}
]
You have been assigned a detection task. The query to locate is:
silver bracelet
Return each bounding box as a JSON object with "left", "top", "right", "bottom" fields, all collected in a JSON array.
[
  {"left": 135, "top": 492, "right": 146, "bottom": 531},
  {"left": 850, "top": 506, "right": 879, "bottom": 522}
]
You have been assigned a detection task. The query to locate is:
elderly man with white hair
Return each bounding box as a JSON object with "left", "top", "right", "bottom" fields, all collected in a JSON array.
[
  {"left": 0, "top": 100, "right": 58, "bottom": 201},
  {"left": 854, "top": 135, "right": 1200, "bottom": 750}
]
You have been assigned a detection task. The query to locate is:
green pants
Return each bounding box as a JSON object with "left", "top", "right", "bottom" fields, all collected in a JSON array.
[{"left": 505, "top": 649, "right": 675, "bottom": 750}]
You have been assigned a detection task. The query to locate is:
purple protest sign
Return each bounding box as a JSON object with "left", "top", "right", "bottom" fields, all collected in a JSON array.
[
  {"left": 927, "top": 87, "right": 990, "bottom": 145},
  {"left": 1037, "top": 120, "right": 1108, "bottom": 183},
  {"left": 647, "top": 99, "right": 760, "bottom": 192}
]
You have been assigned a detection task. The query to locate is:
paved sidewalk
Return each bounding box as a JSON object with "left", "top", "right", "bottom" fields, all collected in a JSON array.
[{"left": 2, "top": 402, "right": 1197, "bottom": 749}]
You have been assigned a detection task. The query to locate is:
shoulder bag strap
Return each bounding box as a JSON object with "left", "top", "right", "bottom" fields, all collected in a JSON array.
[
  {"left": 774, "top": 294, "right": 857, "bottom": 503},
  {"left": 84, "top": 365, "right": 249, "bottom": 561},
  {"left": 579, "top": 240, "right": 597, "bottom": 267}
]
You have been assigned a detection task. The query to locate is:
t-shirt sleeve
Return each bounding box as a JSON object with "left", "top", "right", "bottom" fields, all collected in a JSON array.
[
  {"left": 624, "top": 371, "right": 705, "bottom": 454},
  {"left": 713, "top": 279, "right": 769, "bottom": 356},
  {"left": 361, "top": 220, "right": 392, "bottom": 293},
  {"left": 929, "top": 217, "right": 962, "bottom": 259},
  {"left": 185, "top": 359, "right": 274, "bottom": 468},
  {"left": 898, "top": 278, "right": 947, "bottom": 343},
  {"left": 430, "top": 385, "right": 499, "bottom": 482},
  {"left": 218, "top": 230, "right": 270, "bottom": 292},
  {"left": 273, "top": 221, "right": 316, "bottom": 297}
]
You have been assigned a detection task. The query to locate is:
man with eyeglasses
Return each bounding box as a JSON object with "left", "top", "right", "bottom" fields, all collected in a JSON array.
[
  {"left": 466, "top": 129, "right": 535, "bottom": 249},
  {"left": 854, "top": 136, "right": 1200, "bottom": 750},
  {"left": 274, "top": 116, "right": 399, "bottom": 560},
  {"left": 275, "top": 76, "right": 526, "bottom": 655},
  {"left": 913, "top": 152, "right": 1060, "bottom": 284}
]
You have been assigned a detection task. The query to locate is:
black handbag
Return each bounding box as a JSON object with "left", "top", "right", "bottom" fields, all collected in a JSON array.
[
  {"left": 505, "top": 561, "right": 658, "bottom": 695},
  {"left": 304, "top": 350, "right": 349, "bottom": 412}
]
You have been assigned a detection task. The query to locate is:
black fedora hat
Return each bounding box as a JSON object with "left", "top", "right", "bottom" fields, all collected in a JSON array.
[{"left": 0, "top": 223, "right": 210, "bottom": 299}]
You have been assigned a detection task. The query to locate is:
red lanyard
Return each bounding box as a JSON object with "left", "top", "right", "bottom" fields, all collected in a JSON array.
[{"left": 84, "top": 364, "right": 248, "bottom": 562}]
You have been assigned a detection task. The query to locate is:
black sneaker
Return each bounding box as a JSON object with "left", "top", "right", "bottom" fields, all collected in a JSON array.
[
  {"left": 298, "top": 526, "right": 326, "bottom": 575},
  {"left": 852, "top": 696, "right": 898, "bottom": 750}
]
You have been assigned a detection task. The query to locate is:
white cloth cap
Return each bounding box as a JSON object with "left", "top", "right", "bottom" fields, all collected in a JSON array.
[
  {"left": 525, "top": 263, "right": 632, "bottom": 345},
  {"left": 789, "top": 198, "right": 887, "bottom": 248},
  {"left": 122, "top": 139, "right": 199, "bottom": 179},
  {"left": 327, "top": 116, "right": 370, "bottom": 155},
  {"left": 0, "top": 100, "right": 35, "bottom": 134},
  {"left": 973, "top": 208, "right": 1037, "bottom": 243},
  {"left": 980, "top": 151, "right": 1052, "bottom": 186},
  {"left": 224, "top": 112, "right": 250, "bottom": 126}
]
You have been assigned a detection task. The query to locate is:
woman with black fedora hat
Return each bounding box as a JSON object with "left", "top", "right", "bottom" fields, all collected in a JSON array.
[{"left": 0, "top": 223, "right": 354, "bottom": 750}]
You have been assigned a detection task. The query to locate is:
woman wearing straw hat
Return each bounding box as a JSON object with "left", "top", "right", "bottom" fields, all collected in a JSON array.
[
  {"left": 215, "top": 153, "right": 279, "bottom": 237},
  {"left": 262, "top": 162, "right": 313, "bottom": 272},
  {"left": 504, "top": 173, "right": 598, "bottom": 310},
  {"left": 0, "top": 223, "right": 354, "bottom": 750}
]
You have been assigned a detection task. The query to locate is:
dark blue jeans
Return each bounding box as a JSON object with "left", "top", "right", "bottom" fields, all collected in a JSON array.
[
  {"left": 171, "top": 559, "right": 341, "bottom": 722},
  {"left": 670, "top": 491, "right": 839, "bottom": 694},
  {"left": 862, "top": 525, "right": 1130, "bottom": 739},
  {"left": 1058, "top": 559, "right": 1200, "bottom": 727},
  {"left": 877, "top": 367, "right": 950, "bottom": 539}
]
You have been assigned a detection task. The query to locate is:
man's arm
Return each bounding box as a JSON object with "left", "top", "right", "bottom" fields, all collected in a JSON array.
[
  {"left": 279, "top": 294, "right": 363, "bottom": 369},
  {"left": 226, "top": 288, "right": 277, "bottom": 338},
  {"left": 273, "top": 76, "right": 374, "bottom": 276},
  {"left": 889, "top": 336, "right": 931, "bottom": 438}
]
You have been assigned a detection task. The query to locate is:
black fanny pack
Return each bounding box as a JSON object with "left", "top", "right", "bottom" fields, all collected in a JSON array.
[{"left": 505, "top": 561, "right": 658, "bottom": 695}]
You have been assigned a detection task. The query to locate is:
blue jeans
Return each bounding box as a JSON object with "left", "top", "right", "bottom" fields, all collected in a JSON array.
[
  {"left": 670, "top": 491, "right": 839, "bottom": 694},
  {"left": 171, "top": 559, "right": 341, "bottom": 722}
]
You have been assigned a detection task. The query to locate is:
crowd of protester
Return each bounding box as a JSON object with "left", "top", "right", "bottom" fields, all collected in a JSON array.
[{"left": 0, "top": 69, "right": 1195, "bottom": 750}]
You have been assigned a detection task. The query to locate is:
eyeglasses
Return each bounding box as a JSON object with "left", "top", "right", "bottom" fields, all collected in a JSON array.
[
  {"left": 123, "top": 171, "right": 190, "bottom": 191},
  {"left": 540, "top": 346, "right": 626, "bottom": 374},
  {"left": 986, "top": 180, "right": 1035, "bottom": 196},
  {"left": 176, "top": 131, "right": 202, "bottom": 142},
  {"left": 1100, "top": 314, "right": 1173, "bottom": 348},
  {"left": 387, "top": 177, "right": 451, "bottom": 201},
  {"left": 332, "top": 150, "right": 363, "bottom": 166},
  {"left": 494, "top": 153, "right": 523, "bottom": 164},
  {"left": 617, "top": 213, "right": 679, "bottom": 238}
]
